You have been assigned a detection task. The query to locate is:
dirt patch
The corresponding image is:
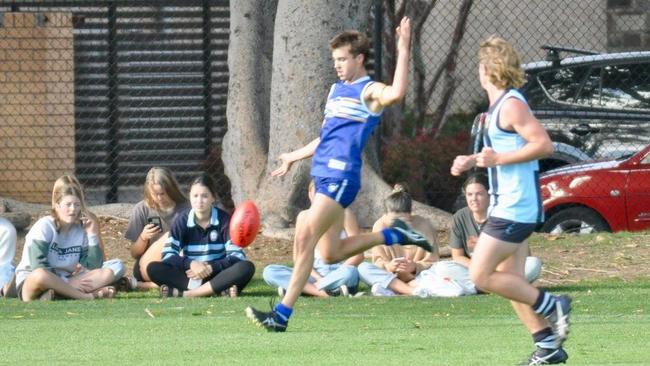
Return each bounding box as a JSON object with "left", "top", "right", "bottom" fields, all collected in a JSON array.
[
  {"left": 529, "top": 232, "right": 650, "bottom": 285},
  {"left": 11, "top": 214, "right": 650, "bottom": 286}
]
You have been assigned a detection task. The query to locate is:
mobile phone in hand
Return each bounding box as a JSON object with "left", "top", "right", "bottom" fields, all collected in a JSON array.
[
  {"left": 187, "top": 278, "right": 202, "bottom": 290},
  {"left": 147, "top": 216, "right": 163, "bottom": 232}
]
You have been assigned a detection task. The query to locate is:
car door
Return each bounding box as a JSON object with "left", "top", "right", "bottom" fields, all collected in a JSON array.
[{"left": 625, "top": 149, "right": 650, "bottom": 231}]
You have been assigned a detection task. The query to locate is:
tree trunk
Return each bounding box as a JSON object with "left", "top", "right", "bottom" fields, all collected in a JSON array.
[{"left": 222, "top": 0, "right": 278, "bottom": 204}]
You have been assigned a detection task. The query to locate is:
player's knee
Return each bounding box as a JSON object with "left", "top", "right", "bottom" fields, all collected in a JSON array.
[
  {"left": 469, "top": 266, "right": 488, "bottom": 289},
  {"left": 296, "top": 210, "right": 308, "bottom": 226},
  {"left": 294, "top": 226, "right": 315, "bottom": 249}
]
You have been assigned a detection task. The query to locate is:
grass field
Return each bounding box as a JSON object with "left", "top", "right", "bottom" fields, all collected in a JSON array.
[{"left": 1, "top": 278, "right": 649, "bottom": 365}]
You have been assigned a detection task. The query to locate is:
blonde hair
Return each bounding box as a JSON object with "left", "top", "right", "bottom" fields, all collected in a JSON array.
[
  {"left": 144, "top": 167, "right": 187, "bottom": 210},
  {"left": 479, "top": 36, "right": 525, "bottom": 89},
  {"left": 51, "top": 175, "right": 86, "bottom": 231}
]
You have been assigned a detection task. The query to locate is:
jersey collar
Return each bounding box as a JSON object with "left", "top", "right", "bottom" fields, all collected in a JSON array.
[{"left": 187, "top": 207, "right": 220, "bottom": 228}]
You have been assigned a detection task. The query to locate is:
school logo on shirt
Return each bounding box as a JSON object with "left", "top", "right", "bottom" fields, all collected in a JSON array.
[
  {"left": 327, "top": 183, "right": 339, "bottom": 193},
  {"left": 209, "top": 230, "right": 218, "bottom": 242}
]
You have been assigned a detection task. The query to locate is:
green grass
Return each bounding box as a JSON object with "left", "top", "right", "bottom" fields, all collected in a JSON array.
[{"left": 1, "top": 278, "right": 649, "bottom": 365}]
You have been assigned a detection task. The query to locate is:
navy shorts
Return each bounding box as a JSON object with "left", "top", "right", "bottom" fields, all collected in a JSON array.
[
  {"left": 313, "top": 176, "right": 360, "bottom": 208},
  {"left": 482, "top": 216, "right": 537, "bottom": 243}
]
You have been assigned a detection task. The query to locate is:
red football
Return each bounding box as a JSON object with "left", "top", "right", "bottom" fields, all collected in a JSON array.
[{"left": 229, "top": 200, "right": 260, "bottom": 248}]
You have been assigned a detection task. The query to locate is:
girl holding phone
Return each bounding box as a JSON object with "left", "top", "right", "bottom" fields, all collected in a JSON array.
[
  {"left": 124, "top": 167, "right": 189, "bottom": 289},
  {"left": 14, "top": 175, "right": 116, "bottom": 301}
]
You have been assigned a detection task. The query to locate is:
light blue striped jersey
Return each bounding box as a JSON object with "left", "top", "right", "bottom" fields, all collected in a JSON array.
[
  {"left": 163, "top": 207, "right": 245, "bottom": 270},
  {"left": 311, "top": 76, "right": 382, "bottom": 183},
  {"left": 483, "top": 89, "right": 543, "bottom": 224}
]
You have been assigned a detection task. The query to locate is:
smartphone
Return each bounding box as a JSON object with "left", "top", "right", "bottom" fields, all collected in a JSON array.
[
  {"left": 187, "top": 278, "right": 202, "bottom": 290},
  {"left": 147, "top": 216, "right": 163, "bottom": 232}
]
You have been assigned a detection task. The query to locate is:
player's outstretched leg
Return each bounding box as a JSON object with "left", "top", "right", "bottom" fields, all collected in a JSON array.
[
  {"left": 389, "top": 218, "right": 434, "bottom": 252},
  {"left": 246, "top": 302, "right": 288, "bottom": 333},
  {"left": 521, "top": 346, "right": 568, "bottom": 365}
]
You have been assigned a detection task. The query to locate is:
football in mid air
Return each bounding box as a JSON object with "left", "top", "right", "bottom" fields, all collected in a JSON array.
[{"left": 229, "top": 200, "right": 260, "bottom": 248}]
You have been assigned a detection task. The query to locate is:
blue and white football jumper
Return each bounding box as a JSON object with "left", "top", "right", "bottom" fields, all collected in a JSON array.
[
  {"left": 483, "top": 89, "right": 543, "bottom": 224},
  {"left": 311, "top": 76, "right": 382, "bottom": 184}
]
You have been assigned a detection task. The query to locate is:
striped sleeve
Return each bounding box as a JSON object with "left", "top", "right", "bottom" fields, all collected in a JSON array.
[
  {"left": 161, "top": 212, "right": 185, "bottom": 268},
  {"left": 219, "top": 210, "right": 244, "bottom": 260},
  {"left": 225, "top": 240, "right": 246, "bottom": 260}
]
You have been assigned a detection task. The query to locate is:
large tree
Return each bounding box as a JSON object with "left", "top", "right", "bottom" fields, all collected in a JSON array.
[{"left": 223, "top": 0, "right": 451, "bottom": 229}]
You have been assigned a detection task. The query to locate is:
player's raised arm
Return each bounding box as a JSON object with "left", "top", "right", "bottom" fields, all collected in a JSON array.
[
  {"left": 365, "top": 16, "right": 411, "bottom": 111},
  {"left": 271, "top": 137, "right": 321, "bottom": 177}
]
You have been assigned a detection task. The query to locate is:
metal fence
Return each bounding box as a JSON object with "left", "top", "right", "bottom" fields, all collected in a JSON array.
[
  {"left": 0, "top": 0, "right": 230, "bottom": 205},
  {"left": 1, "top": 1, "right": 649, "bottom": 232}
]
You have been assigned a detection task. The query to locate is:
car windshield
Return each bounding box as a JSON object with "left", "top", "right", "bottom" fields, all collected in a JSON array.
[{"left": 532, "top": 62, "right": 650, "bottom": 110}]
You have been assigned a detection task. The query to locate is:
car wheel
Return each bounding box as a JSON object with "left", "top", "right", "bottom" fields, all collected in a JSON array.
[{"left": 541, "top": 207, "right": 611, "bottom": 234}]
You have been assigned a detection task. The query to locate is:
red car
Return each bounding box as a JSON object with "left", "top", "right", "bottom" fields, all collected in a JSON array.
[{"left": 539, "top": 145, "right": 650, "bottom": 234}]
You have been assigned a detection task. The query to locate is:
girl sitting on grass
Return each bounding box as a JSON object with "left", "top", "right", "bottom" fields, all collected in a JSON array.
[
  {"left": 14, "top": 175, "right": 117, "bottom": 301},
  {"left": 147, "top": 173, "right": 255, "bottom": 298},
  {"left": 124, "top": 167, "right": 189, "bottom": 290}
]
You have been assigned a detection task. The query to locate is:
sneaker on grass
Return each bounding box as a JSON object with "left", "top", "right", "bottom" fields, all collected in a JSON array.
[
  {"left": 326, "top": 285, "right": 349, "bottom": 297},
  {"left": 521, "top": 347, "right": 568, "bottom": 365},
  {"left": 245, "top": 305, "right": 287, "bottom": 333}
]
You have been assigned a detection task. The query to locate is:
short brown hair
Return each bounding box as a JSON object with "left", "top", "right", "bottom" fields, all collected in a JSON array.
[
  {"left": 329, "top": 30, "right": 370, "bottom": 65},
  {"left": 479, "top": 36, "right": 525, "bottom": 89}
]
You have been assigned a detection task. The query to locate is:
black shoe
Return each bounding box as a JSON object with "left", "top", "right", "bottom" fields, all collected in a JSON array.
[
  {"left": 521, "top": 347, "right": 568, "bottom": 365},
  {"left": 245, "top": 305, "right": 287, "bottom": 332},
  {"left": 390, "top": 219, "right": 434, "bottom": 252},
  {"left": 325, "top": 285, "right": 349, "bottom": 297},
  {"left": 116, "top": 276, "right": 137, "bottom": 292},
  {"left": 546, "top": 295, "right": 572, "bottom": 344}
]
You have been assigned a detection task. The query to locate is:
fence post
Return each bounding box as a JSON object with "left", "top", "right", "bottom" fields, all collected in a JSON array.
[
  {"left": 105, "top": 2, "right": 119, "bottom": 203},
  {"left": 201, "top": 0, "right": 214, "bottom": 159}
]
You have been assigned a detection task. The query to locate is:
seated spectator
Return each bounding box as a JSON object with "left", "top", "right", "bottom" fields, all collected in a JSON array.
[
  {"left": 263, "top": 181, "right": 363, "bottom": 297},
  {"left": 147, "top": 173, "right": 255, "bottom": 298},
  {"left": 14, "top": 175, "right": 117, "bottom": 301},
  {"left": 438, "top": 173, "right": 542, "bottom": 290},
  {"left": 358, "top": 184, "right": 439, "bottom": 296},
  {"left": 124, "top": 167, "right": 189, "bottom": 290},
  {"left": 0, "top": 217, "right": 17, "bottom": 296}
]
